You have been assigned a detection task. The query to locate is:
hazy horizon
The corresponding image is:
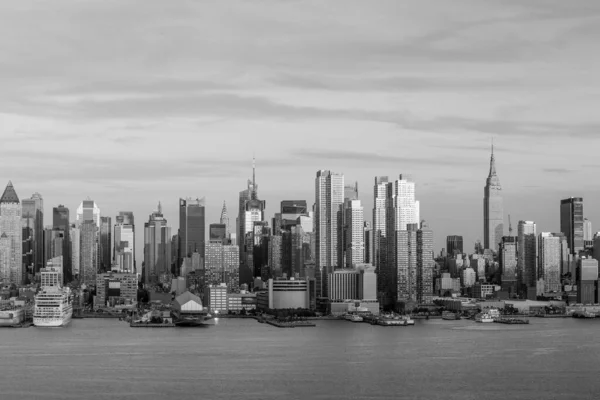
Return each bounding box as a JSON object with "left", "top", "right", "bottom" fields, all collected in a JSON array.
[{"left": 1, "top": 0, "right": 599, "bottom": 263}]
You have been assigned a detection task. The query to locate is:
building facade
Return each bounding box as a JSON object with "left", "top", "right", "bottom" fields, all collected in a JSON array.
[
  {"left": 560, "top": 197, "right": 584, "bottom": 255},
  {"left": 53, "top": 205, "right": 71, "bottom": 282},
  {"left": 114, "top": 212, "right": 135, "bottom": 273},
  {"left": 178, "top": 197, "right": 205, "bottom": 273},
  {"left": 21, "top": 193, "right": 43, "bottom": 278},
  {"left": 518, "top": 221, "right": 537, "bottom": 293},
  {"left": 538, "top": 233, "right": 565, "bottom": 293},
  {"left": 0, "top": 182, "right": 23, "bottom": 285},
  {"left": 95, "top": 272, "right": 137, "bottom": 308},
  {"left": 143, "top": 203, "right": 172, "bottom": 285},
  {"left": 315, "top": 170, "right": 344, "bottom": 298},
  {"left": 446, "top": 235, "right": 463, "bottom": 256},
  {"left": 99, "top": 216, "right": 112, "bottom": 273}
]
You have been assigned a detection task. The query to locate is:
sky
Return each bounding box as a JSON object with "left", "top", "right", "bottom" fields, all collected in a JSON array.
[{"left": 1, "top": 0, "right": 600, "bottom": 263}]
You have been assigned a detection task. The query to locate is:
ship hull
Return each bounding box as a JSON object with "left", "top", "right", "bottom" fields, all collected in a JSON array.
[{"left": 34, "top": 313, "right": 72, "bottom": 327}]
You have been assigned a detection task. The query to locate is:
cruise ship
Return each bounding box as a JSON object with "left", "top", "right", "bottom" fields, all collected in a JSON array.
[{"left": 33, "top": 286, "right": 73, "bottom": 327}]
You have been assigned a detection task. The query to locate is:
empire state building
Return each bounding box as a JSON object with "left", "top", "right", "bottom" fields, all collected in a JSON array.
[{"left": 483, "top": 144, "right": 504, "bottom": 252}]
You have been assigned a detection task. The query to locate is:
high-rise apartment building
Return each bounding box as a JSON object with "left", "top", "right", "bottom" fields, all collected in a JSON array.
[
  {"left": 499, "top": 236, "right": 517, "bottom": 293},
  {"left": 483, "top": 145, "right": 504, "bottom": 252},
  {"left": 53, "top": 205, "right": 72, "bottom": 282},
  {"left": 205, "top": 240, "right": 240, "bottom": 293},
  {"left": 21, "top": 193, "right": 43, "bottom": 277},
  {"left": 446, "top": 235, "right": 463, "bottom": 256},
  {"left": 384, "top": 175, "right": 421, "bottom": 306},
  {"left": 70, "top": 224, "right": 80, "bottom": 278},
  {"left": 417, "top": 221, "right": 434, "bottom": 305},
  {"left": 178, "top": 197, "right": 205, "bottom": 272},
  {"left": 99, "top": 216, "right": 112, "bottom": 272},
  {"left": 538, "top": 233, "right": 567, "bottom": 293},
  {"left": 373, "top": 176, "right": 388, "bottom": 294},
  {"left": 114, "top": 212, "right": 135, "bottom": 273},
  {"left": 143, "top": 203, "right": 172, "bottom": 284},
  {"left": 341, "top": 199, "right": 364, "bottom": 268},
  {"left": 0, "top": 182, "right": 23, "bottom": 285},
  {"left": 518, "top": 221, "right": 537, "bottom": 292},
  {"left": 80, "top": 221, "right": 99, "bottom": 285},
  {"left": 577, "top": 258, "right": 598, "bottom": 304},
  {"left": 315, "top": 170, "right": 344, "bottom": 298},
  {"left": 560, "top": 197, "right": 584, "bottom": 255}
]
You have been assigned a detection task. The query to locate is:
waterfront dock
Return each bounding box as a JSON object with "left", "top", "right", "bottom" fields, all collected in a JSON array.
[
  {"left": 130, "top": 322, "right": 176, "bottom": 328},
  {"left": 265, "top": 319, "right": 316, "bottom": 328},
  {"left": 494, "top": 318, "right": 530, "bottom": 325}
]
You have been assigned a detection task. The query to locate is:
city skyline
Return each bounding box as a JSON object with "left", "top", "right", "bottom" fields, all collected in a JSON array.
[{"left": 1, "top": 1, "right": 600, "bottom": 259}]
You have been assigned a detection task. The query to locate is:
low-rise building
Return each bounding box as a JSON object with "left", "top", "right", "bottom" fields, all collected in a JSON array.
[
  {"left": 204, "top": 284, "right": 228, "bottom": 314},
  {"left": 95, "top": 272, "right": 137, "bottom": 309},
  {"left": 227, "top": 291, "right": 257, "bottom": 312}
]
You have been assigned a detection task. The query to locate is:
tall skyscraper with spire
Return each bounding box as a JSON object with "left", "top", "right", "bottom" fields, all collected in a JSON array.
[
  {"left": 0, "top": 182, "right": 22, "bottom": 285},
  {"left": 483, "top": 142, "right": 504, "bottom": 252},
  {"left": 220, "top": 201, "right": 230, "bottom": 238},
  {"left": 238, "top": 157, "right": 266, "bottom": 282}
]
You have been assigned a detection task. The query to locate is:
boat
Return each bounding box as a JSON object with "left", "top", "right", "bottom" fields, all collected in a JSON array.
[
  {"left": 33, "top": 286, "right": 73, "bottom": 327},
  {"left": 442, "top": 311, "right": 461, "bottom": 321},
  {"left": 349, "top": 314, "right": 363, "bottom": 323},
  {"left": 173, "top": 314, "right": 212, "bottom": 327},
  {"left": 475, "top": 313, "right": 494, "bottom": 323}
]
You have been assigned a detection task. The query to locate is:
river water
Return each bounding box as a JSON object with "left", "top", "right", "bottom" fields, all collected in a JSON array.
[{"left": 0, "top": 318, "right": 598, "bottom": 400}]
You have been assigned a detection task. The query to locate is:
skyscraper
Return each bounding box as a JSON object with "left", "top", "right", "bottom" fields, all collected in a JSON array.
[
  {"left": 373, "top": 176, "right": 388, "bottom": 294},
  {"left": 205, "top": 240, "right": 240, "bottom": 293},
  {"left": 315, "top": 170, "right": 344, "bottom": 297},
  {"left": 21, "top": 193, "right": 43, "bottom": 277},
  {"left": 99, "top": 216, "right": 112, "bottom": 272},
  {"left": 70, "top": 224, "right": 80, "bottom": 278},
  {"left": 560, "top": 197, "right": 584, "bottom": 255},
  {"left": 342, "top": 199, "right": 364, "bottom": 268},
  {"left": 53, "top": 205, "right": 72, "bottom": 282},
  {"left": 538, "top": 233, "right": 566, "bottom": 293},
  {"left": 483, "top": 144, "right": 504, "bottom": 252},
  {"left": 500, "top": 236, "right": 517, "bottom": 294},
  {"left": 220, "top": 201, "right": 230, "bottom": 238},
  {"left": 417, "top": 221, "right": 434, "bottom": 305},
  {"left": 114, "top": 212, "right": 135, "bottom": 273},
  {"left": 178, "top": 197, "right": 205, "bottom": 272},
  {"left": 76, "top": 200, "right": 100, "bottom": 228},
  {"left": 583, "top": 218, "right": 593, "bottom": 242},
  {"left": 517, "top": 221, "right": 537, "bottom": 293},
  {"left": 238, "top": 158, "right": 265, "bottom": 269},
  {"left": 385, "top": 175, "right": 421, "bottom": 308},
  {"left": 446, "top": 235, "right": 463, "bottom": 256},
  {"left": 0, "top": 182, "right": 23, "bottom": 285},
  {"left": 344, "top": 181, "right": 358, "bottom": 201},
  {"left": 80, "top": 221, "right": 98, "bottom": 285},
  {"left": 143, "top": 203, "right": 172, "bottom": 284}
]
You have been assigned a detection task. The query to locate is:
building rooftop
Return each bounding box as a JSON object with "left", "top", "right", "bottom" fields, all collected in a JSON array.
[{"left": 0, "top": 181, "right": 19, "bottom": 204}]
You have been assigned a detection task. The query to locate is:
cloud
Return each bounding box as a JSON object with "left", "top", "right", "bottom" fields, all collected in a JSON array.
[
  {"left": 291, "top": 148, "right": 473, "bottom": 167},
  {"left": 543, "top": 168, "right": 576, "bottom": 174}
]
